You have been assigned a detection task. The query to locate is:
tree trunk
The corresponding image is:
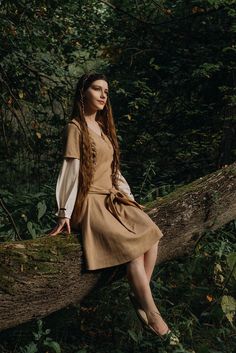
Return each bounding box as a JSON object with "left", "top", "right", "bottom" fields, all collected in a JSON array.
[{"left": 0, "top": 162, "right": 236, "bottom": 332}]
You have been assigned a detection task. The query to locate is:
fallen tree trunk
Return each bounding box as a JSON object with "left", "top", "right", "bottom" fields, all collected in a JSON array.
[{"left": 0, "top": 162, "right": 236, "bottom": 332}]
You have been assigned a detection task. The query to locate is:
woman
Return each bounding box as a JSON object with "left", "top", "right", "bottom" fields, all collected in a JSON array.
[{"left": 49, "top": 72, "right": 179, "bottom": 344}]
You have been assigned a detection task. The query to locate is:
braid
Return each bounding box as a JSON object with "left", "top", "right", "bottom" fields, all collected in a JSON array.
[{"left": 70, "top": 72, "right": 121, "bottom": 228}]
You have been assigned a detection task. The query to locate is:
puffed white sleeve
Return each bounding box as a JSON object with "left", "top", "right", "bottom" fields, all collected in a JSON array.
[
  {"left": 117, "top": 170, "right": 135, "bottom": 201},
  {"left": 55, "top": 158, "right": 80, "bottom": 219}
]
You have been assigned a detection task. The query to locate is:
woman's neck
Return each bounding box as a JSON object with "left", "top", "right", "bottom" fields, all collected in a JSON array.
[{"left": 84, "top": 106, "right": 97, "bottom": 122}]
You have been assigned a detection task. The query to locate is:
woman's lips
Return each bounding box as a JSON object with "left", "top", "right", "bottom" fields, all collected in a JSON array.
[{"left": 97, "top": 100, "right": 105, "bottom": 104}]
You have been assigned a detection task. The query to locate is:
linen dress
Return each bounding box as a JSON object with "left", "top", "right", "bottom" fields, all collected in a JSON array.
[{"left": 55, "top": 118, "right": 164, "bottom": 270}]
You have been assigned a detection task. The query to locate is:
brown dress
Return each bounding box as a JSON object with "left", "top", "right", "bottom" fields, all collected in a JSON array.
[{"left": 63, "top": 119, "right": 164, "bottom": 270}]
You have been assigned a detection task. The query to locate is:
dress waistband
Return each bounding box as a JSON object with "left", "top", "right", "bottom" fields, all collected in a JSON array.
[{"left": 88, "top": 186, "right": 144, "bottom": 233}]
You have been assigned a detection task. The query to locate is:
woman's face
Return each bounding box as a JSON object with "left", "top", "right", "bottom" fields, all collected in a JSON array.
[{"left": 83, "top": 79, "right": 109, "bottom": 112}]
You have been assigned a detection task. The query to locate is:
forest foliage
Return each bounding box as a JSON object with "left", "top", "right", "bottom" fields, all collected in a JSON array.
[{"left": 0, "top": 0, "right": 235, "bottom": 352}]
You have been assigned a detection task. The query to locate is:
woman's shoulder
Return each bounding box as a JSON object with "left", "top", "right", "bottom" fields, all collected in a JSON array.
[
  {"left": 66, "top": 118, "right": 82, "bottom": 133},
  {"left": 62, "top": 119, "right": 81, "bottom": 158}
]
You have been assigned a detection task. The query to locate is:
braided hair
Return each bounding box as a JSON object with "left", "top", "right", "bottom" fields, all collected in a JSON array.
[{"left": 70, "top": 72, "right": 121, "bottom": 225}]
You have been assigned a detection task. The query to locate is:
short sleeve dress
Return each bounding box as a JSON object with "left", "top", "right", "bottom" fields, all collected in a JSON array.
[{"left": 63, "top": 119, "right": 164, "bottom": 270}]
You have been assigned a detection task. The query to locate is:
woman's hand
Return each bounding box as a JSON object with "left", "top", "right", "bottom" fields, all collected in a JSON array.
[{"left": 48, "top": 217, "right": 71, "bottom": 236}]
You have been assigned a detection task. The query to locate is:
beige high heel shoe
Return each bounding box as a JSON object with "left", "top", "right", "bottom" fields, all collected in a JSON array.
[
  {"left": 146, "top": 310, "right": 180, "bottom": 345},
  {"left": 128, "top": 291, "right": 179, "bottom": 346}
]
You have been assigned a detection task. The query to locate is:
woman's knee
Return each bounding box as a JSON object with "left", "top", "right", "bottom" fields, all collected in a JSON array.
[
  {"left": 153, "top": 240, "right": 159, "bottom": 249},
  {"left": 145, "top": 241, "right": 159, "bottom": 254},
  {"left": 126, "top": 254, "right": 144, "bottom": 271},
  {"left": 131, "top": 253, "right": 144, "bottom": 264}
]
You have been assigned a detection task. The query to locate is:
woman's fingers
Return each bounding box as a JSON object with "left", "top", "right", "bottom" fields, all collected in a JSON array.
[
  {"left": 48, "top": 227, "right": 61, "bottom": 236},
  {"left": 48, "top": 222, "right": 65, "bottom": 236},
  {"left": 48, "top": 226, "right": 58, "bottom": 236},
  {"left": 66, "top": 220, "right": 71, "bottom": 234},
  {"left": 48, "top": 218, "right": 71, "bottom": 237},
  {"left": 64, "top": 220, "right": 71, "bottom": 239}
]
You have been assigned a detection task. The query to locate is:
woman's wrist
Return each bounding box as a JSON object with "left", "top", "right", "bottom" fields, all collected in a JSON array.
[
  {"left": 58, "top": 215, "right": 70, "bottom": 220},
  {"left": 56, "top": 208, "right": 71, "bottom": 219}
]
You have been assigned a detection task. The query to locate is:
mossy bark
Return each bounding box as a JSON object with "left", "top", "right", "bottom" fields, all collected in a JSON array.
[{"left": 0, "top": 162, "right": 236, "bottom": 332}]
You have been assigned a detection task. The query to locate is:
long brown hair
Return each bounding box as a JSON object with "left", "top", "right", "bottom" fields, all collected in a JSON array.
[{"left": 69, "top": 72, "right": 121, "bottom": 224}]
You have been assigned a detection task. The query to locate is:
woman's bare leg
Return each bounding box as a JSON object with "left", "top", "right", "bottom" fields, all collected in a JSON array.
[
  {"left": 126, "top": 253, "right": 169, "bottom": 335},
  {"left": 143, "top": 241, "right": 159, "bottom": 283}
]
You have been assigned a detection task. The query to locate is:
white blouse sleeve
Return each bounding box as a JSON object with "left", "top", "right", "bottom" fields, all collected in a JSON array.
[
  {"left": 117, "top": 170, "right": 135, "bottom": 201},
  {"left": 55, "top": 158, "right": 80, "bottom": 219}
]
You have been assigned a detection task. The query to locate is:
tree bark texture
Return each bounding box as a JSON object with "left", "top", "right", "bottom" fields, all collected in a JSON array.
[{"left": 0, "top": 162, "right": 236, "bottom": 332}]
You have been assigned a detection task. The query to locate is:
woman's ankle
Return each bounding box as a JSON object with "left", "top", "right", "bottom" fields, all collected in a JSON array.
[
  {"left": 146, "top": 310, "right": 169, "bottom": 330},
  {"left": 146, "top": 309, "right": 161, "bottom": 322}
]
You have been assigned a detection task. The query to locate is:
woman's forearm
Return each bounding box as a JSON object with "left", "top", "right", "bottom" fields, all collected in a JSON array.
[{"left": 55, "top": 158, "right": 80, "bottom": 219}]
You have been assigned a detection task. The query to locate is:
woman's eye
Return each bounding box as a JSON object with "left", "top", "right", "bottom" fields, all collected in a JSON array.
[{"left": 94, "top": 87, "right": 108, "bottom": 95}]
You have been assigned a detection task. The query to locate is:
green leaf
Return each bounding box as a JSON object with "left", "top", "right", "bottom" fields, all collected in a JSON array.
[
  {"left": 27, "top": 222, "right": 37, "bottom": 239},
  {"left": 127, "top": 329, "right": 139, "bottom": 342},
  {"left": 43, "top": 339, "right": 61, "bottom": 353},
  {"left": 37, "top": 201, "right": 47, "bottom": 220},
  {"left": 19, "top": 342, "right": 38, "bottom": 353},
  {"left": 221, "top": 295, "right": 236, "bottom": 324},
  {"left": 226, "top": 252, "right": 236, "bottom": 280}
]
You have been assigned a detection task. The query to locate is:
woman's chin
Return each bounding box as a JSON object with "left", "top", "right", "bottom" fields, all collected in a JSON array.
[{"left": 96, "top": 106, "right": 104, "bottom": 111}]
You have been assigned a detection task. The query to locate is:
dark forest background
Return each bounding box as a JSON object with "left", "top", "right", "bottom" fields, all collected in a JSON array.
[{"left": 0, "top": 1, "right": 235, "bottom": 352}]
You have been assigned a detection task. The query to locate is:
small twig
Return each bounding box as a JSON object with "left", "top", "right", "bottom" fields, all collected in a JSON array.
[
  {"left": 0, "top": 197, "right": 22, "bottom": 241},
  {"left": 139, "top": 161, "right": 153, "bottom": 196},
  {"left": 0, "top": 110, "right": 10, "bottom": 156},
  {"left": 1, "top": 95, "right": 33, "bottom": 152},
  {"left": 100, "top": 1, "right": 229, "bottom": 28},
  {"left": 0, "top": 72, "right": 32, "bottom": 137},
  {"left": 21, "top": 63, "right": 60, "bottom": 85},
  {"left": 100, "top": 0, "right": 157, "bottom": 26}
]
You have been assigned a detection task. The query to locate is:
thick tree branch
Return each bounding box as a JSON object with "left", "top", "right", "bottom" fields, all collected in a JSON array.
[{"left": 0, "top": 162, "right": 236, "bottom": 331}]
